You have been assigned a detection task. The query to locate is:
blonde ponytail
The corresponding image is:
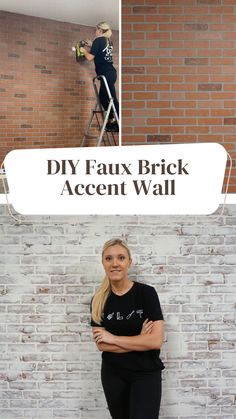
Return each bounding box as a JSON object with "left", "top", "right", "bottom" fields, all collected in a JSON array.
[
  {"left": 91, "top": 275, "right": 111, "bottom": 324},
  {"left": 97, "top": 21, "right": 112, "bottom": 39}
]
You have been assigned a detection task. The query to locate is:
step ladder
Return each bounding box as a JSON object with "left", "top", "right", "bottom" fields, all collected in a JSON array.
[{"left": 80, "top": 75, "right": 119, "bottom": 147}]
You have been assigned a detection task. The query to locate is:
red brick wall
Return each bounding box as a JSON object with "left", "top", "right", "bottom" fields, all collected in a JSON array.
[
  {"left": 0, "top": 11, "right": 119, "bottom": 163},
  {"left": 122, "top": 0, "right": 236, "bottom": 192}
]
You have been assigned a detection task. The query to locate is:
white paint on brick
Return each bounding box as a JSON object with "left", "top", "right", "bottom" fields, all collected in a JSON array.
[{"left": 0, "top": 205, "right": 236, "bottom": 418}]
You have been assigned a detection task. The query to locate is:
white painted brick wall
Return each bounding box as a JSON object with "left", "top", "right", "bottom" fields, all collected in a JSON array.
[{"left": 0, "top": 204, "right": 235, "bottom": 419}]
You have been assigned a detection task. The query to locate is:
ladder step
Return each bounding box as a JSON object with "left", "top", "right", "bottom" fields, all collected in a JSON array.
[{"left": 84, "top": 134, "right": 98, "bottom": 139}]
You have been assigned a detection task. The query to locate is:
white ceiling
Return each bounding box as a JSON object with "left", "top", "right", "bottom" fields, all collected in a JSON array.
[{"left": 0, "top": 0, "right": 120, "bottom": 29}]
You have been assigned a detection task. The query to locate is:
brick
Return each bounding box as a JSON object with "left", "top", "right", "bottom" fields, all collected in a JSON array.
[
  {"left": 198, "top": 83, "right": 222, "bottom": 91},
  {"left": 184, "top": 23, "right": 209, "bottom": 31},
  {"left": 122, "top": 66, "right": 145, "bottom": 74},
  {"left": 197, "top": 0, "right": 221, "bottom": 3},
  {"left": 184, "top": 56, "right": 208, "bottom": 65},
  {"left": 133, "top": 6, "right": 157, "bottom": 14},
  {"left": 147, "top": 135, "right": 171, "bottom": 143},
  {"left": 224, "top": 118, "right": 236, "bottom": 125}
]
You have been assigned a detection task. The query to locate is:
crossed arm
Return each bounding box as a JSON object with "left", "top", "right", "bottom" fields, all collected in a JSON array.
[{"left": 92, "top": 319, "right": 164, "bottom": 353}]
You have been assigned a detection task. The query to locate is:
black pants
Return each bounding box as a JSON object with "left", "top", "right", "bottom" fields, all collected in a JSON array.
[
  {"left": 98, "top": 69, "right": 119, "bottom": 118},
  {"left": 101, "top": 361, "right": 162, "bottom": 419}
]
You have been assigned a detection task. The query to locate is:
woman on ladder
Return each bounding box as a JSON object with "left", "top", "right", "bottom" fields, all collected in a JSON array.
[{"left": 80, "top": 22, "right": 119, "bottom": 133}]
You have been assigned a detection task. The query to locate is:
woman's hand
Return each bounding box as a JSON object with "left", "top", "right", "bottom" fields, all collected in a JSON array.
[
  {"left": 85, "top": 38, "right": 92, "bottom": 47},
  {"left": 141, "top": 318, "right": 154, "bottom": 335},
  {"left": 79, "top": 47, "right": 95, "bottom": 61},
  {"left": 93, "top": 319, "right": 153, "bottom": 346},
  {"left": 93, "top": 328, "right": 115, "bottom": 345}
]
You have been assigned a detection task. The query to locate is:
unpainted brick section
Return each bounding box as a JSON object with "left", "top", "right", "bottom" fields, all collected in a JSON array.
[
  {"left": 122, "top": 0, "right": 236, "bottom": 191},
  {"left": 0, "top": 11, "right": 119, "bottom": 162},
  {"left": 0, "top": 204, "right": 236, "bottom": 418}
]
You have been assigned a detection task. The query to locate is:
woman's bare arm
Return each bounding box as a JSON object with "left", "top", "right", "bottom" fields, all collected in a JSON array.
[
  {"left": 113, "top": 321, "right": 164, "bottom": 351},
  {"left": 93, "top": 320, "right": 164, "bottom": 352},
  {"left": 92, "top": 319, "right": 155, "bottom": 353},
  {"left": 92, "top": 327, "right": 130, "bottom": 353},
  {"left": 96, "top": 342, "right": 131, "bottom": 353},
  {"left": 80, "top": 47, "right": 94, "bottom": 61}
]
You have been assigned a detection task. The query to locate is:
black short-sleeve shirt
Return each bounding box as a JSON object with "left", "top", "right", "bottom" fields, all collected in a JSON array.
[
  {"left": 90, "top": 36, "right": 115, "bottom": 75},
  {"left": 91, "top": 281, "right": 165, "bottom": 372}
]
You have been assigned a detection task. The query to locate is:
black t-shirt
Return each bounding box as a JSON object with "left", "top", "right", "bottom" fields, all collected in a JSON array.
[
  {"left": 91, "top": 281, "right": 165, "bottom": 372},
  {"left": 90, "top": 36, "right": 115, "bottom": 75}
]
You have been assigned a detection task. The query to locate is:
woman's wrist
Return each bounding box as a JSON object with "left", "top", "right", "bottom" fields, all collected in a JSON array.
[{"left": 113, "top": 335, "right": 120, "bottom": 346}]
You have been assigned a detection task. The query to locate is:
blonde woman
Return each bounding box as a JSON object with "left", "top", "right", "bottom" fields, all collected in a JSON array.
[
  {"left": 80, "top": 22, "right": 119, "bottom": 132},
  {"left": 91, "top": 238, "right": 164, "bottom": 419}
]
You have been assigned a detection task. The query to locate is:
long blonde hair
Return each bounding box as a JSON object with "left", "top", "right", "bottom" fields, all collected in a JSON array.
[
  {"left": 91, "top": 238, "right": 131, "bottom": 324},
  {"left": 96, "top": 21, "right": 112, "bottom": 39}
]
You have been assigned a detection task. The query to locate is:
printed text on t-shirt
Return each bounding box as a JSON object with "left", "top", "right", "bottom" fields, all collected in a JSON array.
[{"left": 106, "top": 309, "right": 143, "bottom": 321}]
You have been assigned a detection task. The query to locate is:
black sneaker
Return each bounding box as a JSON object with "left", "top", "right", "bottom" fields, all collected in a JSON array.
[{"left": 105, "top": 122, "right": 119, "bottom": 133}]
